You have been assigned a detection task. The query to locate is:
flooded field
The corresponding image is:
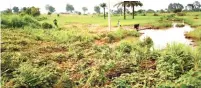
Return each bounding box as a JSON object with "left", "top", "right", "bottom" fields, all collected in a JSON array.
[{"left": 140, "top": 23, "right": 194, "bottom": 49}]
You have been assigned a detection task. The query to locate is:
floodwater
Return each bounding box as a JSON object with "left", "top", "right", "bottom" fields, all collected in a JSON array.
[{"left": 139, "top": 23, "right": 194, "bottom": 49}]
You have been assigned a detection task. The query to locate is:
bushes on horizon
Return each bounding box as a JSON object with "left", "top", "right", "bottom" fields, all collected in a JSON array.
[
  {"left": 153, "top": 13, "right": 159, "bottom": 16},
  {"left": 1, "top": 15, "right": 41, "bottom": 29}
]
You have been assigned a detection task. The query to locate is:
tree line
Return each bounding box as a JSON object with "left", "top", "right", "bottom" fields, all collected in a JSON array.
[{"left": 2, "top": 1, "right": 200, "bottom": 19}]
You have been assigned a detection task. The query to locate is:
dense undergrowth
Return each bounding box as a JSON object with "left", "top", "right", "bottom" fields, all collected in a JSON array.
[{"left": 1, "top": 12, "right": 201, "bottom": 88}]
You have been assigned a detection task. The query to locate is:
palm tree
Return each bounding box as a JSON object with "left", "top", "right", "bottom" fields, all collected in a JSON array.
[
  {"left": 114, "top": 1, "right": 129, "bottom": 20},
  {"left": 130, "top": 1, "right": 143, "bottom": 19},
  {"left": 114, "top": 1, "right": 143, "bottom": 19},
  {"left": 100, "top": 3, "right": 107, "bottom": 19}
]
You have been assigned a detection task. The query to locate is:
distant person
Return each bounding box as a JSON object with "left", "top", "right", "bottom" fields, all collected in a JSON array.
[
  {"left": 134, "top": 24, "right": 140, "bottom": 31},
  {"left": 57, "top": 14, "right": 60, "bottom": 17},
  {"left": 53, "top": 19, "right": 58, "bottom": 27},
  {"left": 117, "top": 20, "right": 121, "bottom": 27}
]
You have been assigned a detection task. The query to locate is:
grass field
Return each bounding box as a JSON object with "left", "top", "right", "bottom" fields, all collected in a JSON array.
[{"left": 1, "top": 12, "right": 201, "bottom": 88}]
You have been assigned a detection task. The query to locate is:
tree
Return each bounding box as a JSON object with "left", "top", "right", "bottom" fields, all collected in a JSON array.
[
  {"left": 45, "top": 4, "right": 55, "bottom": 14},
  {"left": 193, "top": 1, "right": 201, "bottom": 11},
  {"left": 114, "top": 1, "right": 143, "bottom": 19},
  {"left": 130, "top": 1, "right": 143, "bottom": 19},
  {"left": 94, "top": 6, "right": 100, "bottom": 14},
  {"left": 100, "top": 3, "right": 107, "bottom": 19},
  {"left": 168, "top": 3, "right": 184, "bottom": 13},
  {"left": 12, "top": 6, "right": 19, "bottom": 13},
  {"left": 66, "top": 4, "right": 74, "bottom": 13},
  {"left": 187, "top": 4, "right": 195, "bottom": 11},
  {"left": 82, "top": 7, "right": 88, "bottom": 14},
  {"left": 19, "top": 7, "right": 40, "bottom": 16},
  {"left": 114, "top": 8, "right": 123, "bottom": 15},
  {"left": 137, "top": 9, "right": 145, "bottom": 14},
  {"left": 2, "top": 9, "right": 12, "bottom": 14}
]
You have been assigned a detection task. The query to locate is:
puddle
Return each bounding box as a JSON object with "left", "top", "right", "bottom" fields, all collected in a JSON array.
[{"left": 139, "top": 23, "right": 194, "bottom": 49}]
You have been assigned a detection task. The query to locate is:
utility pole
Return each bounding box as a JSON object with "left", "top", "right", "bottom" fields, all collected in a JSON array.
[{"left": 108, "top": 0, "right": 111, "bottom": 31}]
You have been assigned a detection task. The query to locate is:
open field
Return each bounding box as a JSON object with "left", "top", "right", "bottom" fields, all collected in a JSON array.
[{"left": 1, "top": 11, "right": 201, "bottom": 88}]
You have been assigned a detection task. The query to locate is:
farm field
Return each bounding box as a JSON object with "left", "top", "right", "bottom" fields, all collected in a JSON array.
[{"left": 1, "top": 1, "right": 201, "bottom": 88}]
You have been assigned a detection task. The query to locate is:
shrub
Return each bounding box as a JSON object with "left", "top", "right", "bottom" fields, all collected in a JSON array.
[
  {"left": 23, "top": 15, "right": 41, "bottom": 28},
  {"left": 176, "top": 69, "right": 201, "bottom": 87},
  {"left": 153, "top": 13, "right": 159, "bottom": 16},
  {"left": 54, "top": 73, "right": 74, "bottom": 88},
  {"left": 42, "top": 22, "right": 53, "bottom": 29},
  {"left": 177, "top": 12, "right": 186, "bottom": 16},
  {"left": 176, "top": 23, "right": 185, "bottom": 27},
  {"left": 10, "top": 16, "right": 25, "bottom": 28},
  {"left": 116, "top": 41, "right": 133, "bottom": 54},
  {"left": 142, "top": 13, "right": 146, "bottom": 16},
  {"left": 106, "top": 29, "right": 139, "bottom": 43},
  {"left": 36, "top": 16, "right": 47, "bottom": 21},
  {"left": 48, "top": 12, "right": 52, "bottom": 15},
  {"left": 1, "top": 15, "right": 41, "bottom": 29},
  {"left": 173, "top": 9, "right": 182, "bottom": 13},
  {"left": 13, "top": 63, "right": 58, "bottom": 88},
  {"left": 140, "top": 37, "right": 153, "bottom": 48},
  {"left": 1, "top": 16, "right": 11, "bottom": 28},
  {"left": 157, "top": 43, "right": 194, "bottom": 80}
]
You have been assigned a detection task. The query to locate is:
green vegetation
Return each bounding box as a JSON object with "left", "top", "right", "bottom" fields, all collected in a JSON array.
[{"left": 1, "top": 2, "right": 201, "bottom": 87}]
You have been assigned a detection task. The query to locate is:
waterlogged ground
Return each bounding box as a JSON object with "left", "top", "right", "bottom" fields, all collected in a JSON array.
[{"left": 140, "top": 23, "right": 194, "bottom": 49}]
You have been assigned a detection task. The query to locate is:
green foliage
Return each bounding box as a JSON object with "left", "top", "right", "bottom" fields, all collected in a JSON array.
[
  {"left": 1, "top": 15, "right": 41, "bottom": 29},
  {"left": 36, "top": 16, "right": 47, "bottom": 21},
  {"left": 153, "top": 13, "right": 159, "bottom": 16},
  {"left": 157, "top": 43, "right": 194, "bottom": 80},
  {"left": 42, "top": 22, "right": 53, "bottom": 29},
  {"left": 176, "top": 69, "right": 201, "bottom": 87},
  {"left": 116, "top": 41, "right": 133, "bottom": 54},
  {"left": 140, "top": 37, "right": 153, "bottom": 48},
  {"left": 10, "top": 15, "right": 25, "bottom": 28},
  {"left": 13, "top": 63, "right": 58, "bottom": 88},
  {"left": 20, "top": 7, "right": 40, "bottom": 16},
  {"left": 54, "top": 72, "right": 74, "bottom": 88},
  {"left": 106, "top": 29, "right": 139, "bottom": 43}
]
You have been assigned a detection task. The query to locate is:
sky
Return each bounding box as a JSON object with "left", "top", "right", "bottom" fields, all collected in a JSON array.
[{"left": 0, "top": 0, "right": 200, "bottom": 13}]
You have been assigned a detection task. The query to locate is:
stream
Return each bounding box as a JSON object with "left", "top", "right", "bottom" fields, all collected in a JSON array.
[{"left": 139, "top": 23, "right": 194, "bottom": 49}]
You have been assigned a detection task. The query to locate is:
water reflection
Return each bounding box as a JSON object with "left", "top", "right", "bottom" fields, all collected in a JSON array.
[{"left": 139, "top": 23, "right": 194, "bottom": 49}]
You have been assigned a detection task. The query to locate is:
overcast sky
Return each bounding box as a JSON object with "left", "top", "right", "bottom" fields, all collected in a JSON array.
[{"left": 1, "top": 0, "right": 200, "bottom": 13}]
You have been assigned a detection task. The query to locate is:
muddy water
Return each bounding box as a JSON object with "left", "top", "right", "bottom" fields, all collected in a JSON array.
[{"left": 139, "top": 23, "right": 194, "bottom": 49}]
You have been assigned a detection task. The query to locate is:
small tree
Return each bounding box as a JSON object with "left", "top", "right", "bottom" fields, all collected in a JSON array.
[
  {"left": 66, "top": 4, "right": 74, "bottom": 13},
  {"left": 12, "top": 6, "right": 19, "bottom": 13},
  {"left": 45, "top": 4, "right": 56, "bottom": 14},
  {"left": 82, "top": 7, "right": 88, "bottom": 14},
  {"left": 94, "top": 6, "right": 100, "bottom": 14}
]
